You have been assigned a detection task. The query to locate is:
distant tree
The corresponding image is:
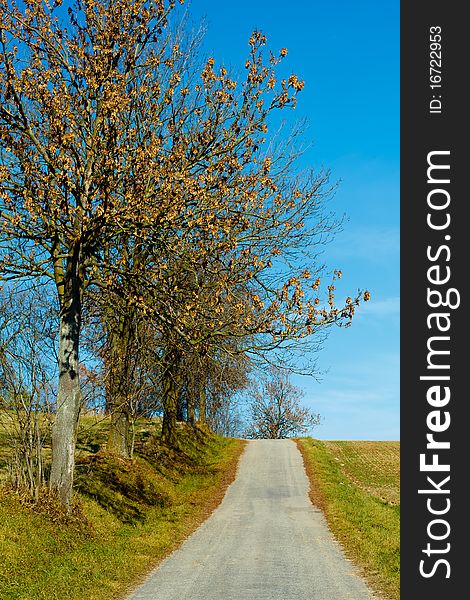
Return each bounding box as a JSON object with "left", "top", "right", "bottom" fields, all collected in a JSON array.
[
  {"left": 204, "top": 349, "right": 251, "bottom": 436},
  {"left": 245, "top": 367, "right": 320, "bottom": 439}
]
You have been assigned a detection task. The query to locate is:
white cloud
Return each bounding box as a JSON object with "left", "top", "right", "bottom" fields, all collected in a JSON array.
[
  {"left": 361, "top": 296, "right": 400, "bottom": 317},
  {"left": 324, "top": 225, "right": 400, "bottom": 263},
  {"left": 294, "top": 349, "right": 400, "bottom": 440}
]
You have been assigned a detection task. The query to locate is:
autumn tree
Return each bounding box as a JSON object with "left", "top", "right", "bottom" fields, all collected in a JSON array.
[
  {"left": 245, "top": 367, "right": 320, "bottom": 439},
  {"left": 0, "top": 0, "right": 369, "bottom": 505},
  {"left": 92, "top": 12, "right": 370, "bottom": 453},
  {"left": 172, "top": 337, "right": 250, "bottom": 430},
  {"left": 0, "top": 0, "right": 191, "bottom": 507},
  {"left": 127, "top": 29, "right": 370, "bottom": 445}
]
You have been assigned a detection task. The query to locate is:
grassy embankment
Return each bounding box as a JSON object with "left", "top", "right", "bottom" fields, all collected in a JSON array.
[
  {"left": 0, "top": 414, "right": 245, "bottom": 600},
  {"left": 297, "top": 438, "right": 399, "bottom": 600}
]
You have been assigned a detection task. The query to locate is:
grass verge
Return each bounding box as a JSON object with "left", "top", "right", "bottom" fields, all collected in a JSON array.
[
  {"left": 0, "top": 421, "right": 245, "bottom": 600},
  {"left": 296, "top": 438, "right": 399, "bottom": 600}
]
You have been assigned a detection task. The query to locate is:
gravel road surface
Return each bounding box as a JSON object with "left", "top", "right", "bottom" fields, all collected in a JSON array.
[{"left": 127, "top": 439, "right": 376, "bottom": 600}]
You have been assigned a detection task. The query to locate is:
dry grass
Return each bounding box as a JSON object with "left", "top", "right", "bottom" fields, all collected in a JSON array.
[
  {"left": 297, "top": 438, "right": 400, "bottom": 600},
  {"left": 0, "top": 419, "right": 246, "bottom": 600},
  {"left": 323, "top": 441, "right": 400, "bottom": 506}
]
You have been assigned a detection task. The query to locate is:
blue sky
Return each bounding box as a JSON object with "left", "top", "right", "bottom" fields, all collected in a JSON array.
[{"left": 188, "top": 1, "right": 400, "bottom": 440}]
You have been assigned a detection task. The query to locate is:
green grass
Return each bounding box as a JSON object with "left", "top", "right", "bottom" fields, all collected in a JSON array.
[
  {"left": 0, "top": 417, "right": 245, "bottom": 600},
  {"left": 296, "top": 438, "right": 400, "bottom": 600},
  {"left": 0, "top": 415, "right": 399, "bottom": 599}
]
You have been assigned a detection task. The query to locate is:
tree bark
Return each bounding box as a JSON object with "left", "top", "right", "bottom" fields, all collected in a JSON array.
[
  {"left": 177, "top": 396, "right": 185, "bottom": 422},
  {"left": 198, "top": 382, "right": 207, "bottom": 424},
  {"left": 108, "top": 404, "right": 131, "bottom": 457},
  {"left": 50, "top": 285, "right": 82, "bottom": 510},
  {"left": 187, "top": 393, "right": 196, "bottom": 426},
  {"left": 161, "top": 350, "right": 181, "bottom": 448},
  {"left": 106, "top": 315, "right": 133, "bottom": 458}
]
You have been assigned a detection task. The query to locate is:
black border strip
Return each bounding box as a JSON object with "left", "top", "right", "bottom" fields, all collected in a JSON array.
[{"left": 400, "top": 3, "right": 465, "bottom": 598}]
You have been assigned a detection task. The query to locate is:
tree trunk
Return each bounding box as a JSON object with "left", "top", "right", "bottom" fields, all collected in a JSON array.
[
  {"left": 187, "top": 393, "right": 195, "bottom": 426},
  {"left": 161, "top": 350, "right": 181, "bottom": 448},
  {"left": 106, "top": 354, "right": 130, "bottom": 458},
  {"left": 177, "top": 396, "right": 185, "bottom": 422},
  {"left": 106, "top": 315, "right": 133, "bottom": 458},
  {"left": 50, "top": 288, "right": 81, "bottom": 510},
  {"left": 198, "top": 382, "right": 207, "bottom": 424},
  {"left": 108, "top": 404, "right": 130, "bottom": 458}
]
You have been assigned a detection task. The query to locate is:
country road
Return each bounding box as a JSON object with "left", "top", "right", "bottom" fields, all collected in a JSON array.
[{"left": 126, "top": 439, "right": 376, "bottom": 600}]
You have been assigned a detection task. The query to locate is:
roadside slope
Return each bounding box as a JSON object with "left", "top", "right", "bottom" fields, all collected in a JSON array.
[
  {"left": 0, "top": 424, "right": 245, "bottom": 600},
  {"left": 296, "top": 438, "right": 400, "bottom": 600}
]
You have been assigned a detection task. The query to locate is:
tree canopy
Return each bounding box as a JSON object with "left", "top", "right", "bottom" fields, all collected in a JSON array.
[{"left": 0, "top": 0, "right": 368, "bottom": 508}]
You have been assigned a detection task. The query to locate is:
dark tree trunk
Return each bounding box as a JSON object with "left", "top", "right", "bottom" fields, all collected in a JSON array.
[
  {"left": 198, "top": 382, "right": 207, "bottom": 424},
  {"left": 106, "top": 314, "right": 133, "bottom": 458},
  {"left": 161, "top": 349, "right": 181, "bottom": 448},
  {"left": 108, "top": 402, "right": 131, "bottom": 458},
  {"left": 177, "top": 396, "right": 185, "bottom": 422},
  {"left": 187, "top": 393, "right": 196, "bottom": 426}
]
